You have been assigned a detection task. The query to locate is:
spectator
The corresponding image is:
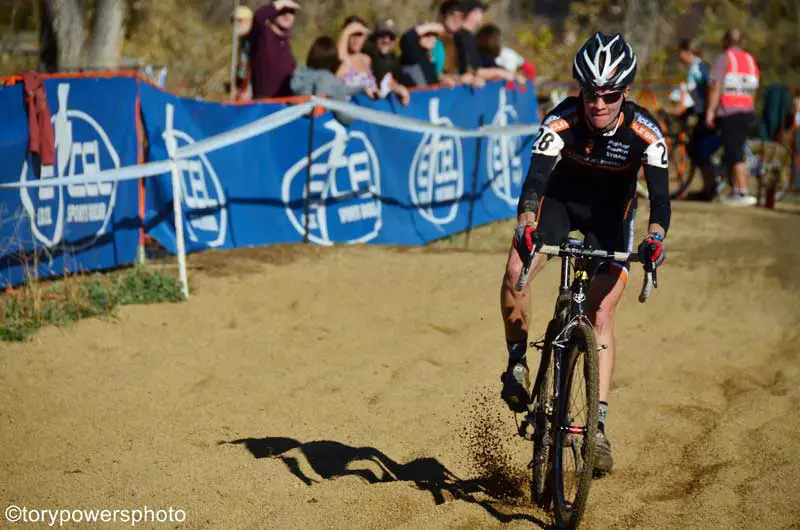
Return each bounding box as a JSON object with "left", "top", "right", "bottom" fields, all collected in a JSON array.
[
  {"left": 336, "top": 16, "right": 379, "bottom": 97},
  {"left": 676, "top": 37, "right": 715, "bottom": 201},
  {"left": 435, "top": 0, "right": 466, "bottom": 76},
  {"left": 454, "top": 1, "right": 513, "bottom": 84},
  {"left": 399, "top": 22, "right": 458, "bottom": 88},
  {"left": 362, "top": 18, "right": 411, "bottom": 105},
  {"left": 232, "top": 6, "right": 254, "bottom": 101},
  {"left": 290, "top": 36, "right": 371, "bottom": 124},
  {"left": 475, "top": 23, "right": 535, "bottom": 82},
  {"left": 706, "top": 28, "right": 760, "bottom": 206},
  {"left": 249, "top": 0, "right": 300, "bottom": 99}
]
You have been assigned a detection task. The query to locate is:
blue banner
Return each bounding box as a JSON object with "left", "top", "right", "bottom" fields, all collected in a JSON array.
[
  {"left": 0, "top": 77, "right": 140, "bottom": 287},
  {"left": 139, "top": 80, "right": 538, "bottom": 251},
  {"left": 140, "top": 83, "right": 311, "bottom": 252}
]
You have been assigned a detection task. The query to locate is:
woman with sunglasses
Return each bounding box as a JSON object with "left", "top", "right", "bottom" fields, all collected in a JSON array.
[{"left": 499, "top": 32, "right": 671, "bottom": 477}]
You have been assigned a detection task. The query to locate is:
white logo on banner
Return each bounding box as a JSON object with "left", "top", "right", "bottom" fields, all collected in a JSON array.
[
  {"left": 163, "top": 103, "right": 227, "bottom": 248},
  {"left": 282, "top": 119, "right": 381, "bottom": 246},
  {"left": 19, "top": 83, "right": 120, "bottom": 247},
  {"left": 409, "top": 98, "right": 464, "bottom": 226},
  {"left": 488, "top": 88, "right": 523, "bottom": 206}
]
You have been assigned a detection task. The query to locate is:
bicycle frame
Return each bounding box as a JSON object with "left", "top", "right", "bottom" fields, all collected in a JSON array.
[
  {"left": 516, "top": 240, "right": 652, "bottom": 438},
  {"left": 520, "top": 244, "right": 594, "bottom": 440}
]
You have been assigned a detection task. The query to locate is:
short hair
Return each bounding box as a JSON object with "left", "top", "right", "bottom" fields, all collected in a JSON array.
[
  {"left": 678, "top": 38, "right": 700, "bottom": 54},
  {"left": 723, "top": 29, "right": 742, "bottom": 47},
  {"left": 439, "top": 0, "right": 465, "bottom": 16},
  {"left": 307, "top": 36, "right": 341, "bottom": 73},
  {"left": 476, "top": 24, "right": 502, "bottom": 59}
]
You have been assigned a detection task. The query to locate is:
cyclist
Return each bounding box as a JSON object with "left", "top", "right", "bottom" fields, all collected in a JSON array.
[
  {"left": 499, "top": 33, "right": 670, "bottom": 474},
  {"left": 705, "top": 29, "right": 760, "bottom": 206},
  {"left": 677, "top": 38, "right": 716, "bottom": 201}
]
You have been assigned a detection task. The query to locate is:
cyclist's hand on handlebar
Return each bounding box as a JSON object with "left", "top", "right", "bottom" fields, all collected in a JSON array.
[
  {"left": 638, "top": 232, "right": 666, "bottom": 269},
  {"left": 513, "top": 223, "right": 540, "bottom": 264}
]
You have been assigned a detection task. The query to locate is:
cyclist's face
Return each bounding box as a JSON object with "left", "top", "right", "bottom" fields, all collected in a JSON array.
[{"left": 582, "top": 88, "right": 628, "bottom": 130}]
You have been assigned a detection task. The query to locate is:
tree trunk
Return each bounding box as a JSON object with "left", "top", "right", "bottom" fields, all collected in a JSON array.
[
  {"left": 88, "top": 0, "right": 126, "bottom": 69},
  {"left": 42, "top": 0, "right": 85, "bottom": 71},
  {"left": 623, "top": 0, "right": 659, "bottom": 71}
]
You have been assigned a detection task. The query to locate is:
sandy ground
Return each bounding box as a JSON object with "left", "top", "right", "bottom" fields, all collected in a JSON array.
[{"left": 2, "top": 200, "right": 799, "bottom": 530}]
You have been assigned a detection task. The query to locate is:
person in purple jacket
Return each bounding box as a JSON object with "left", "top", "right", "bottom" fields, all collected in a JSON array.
[{"left": 249, "top": 0, "right": 301, "bottom": 99}]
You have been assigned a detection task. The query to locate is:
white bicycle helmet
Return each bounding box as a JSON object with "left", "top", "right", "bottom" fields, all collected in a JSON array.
[{"left": 573, "top": 33, "right": 637, "bottom": 90}]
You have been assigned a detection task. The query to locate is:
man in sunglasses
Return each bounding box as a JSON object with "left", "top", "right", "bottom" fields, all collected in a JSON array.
[{"left": 499, "top": 33, "right": 671, "bottom": 475}]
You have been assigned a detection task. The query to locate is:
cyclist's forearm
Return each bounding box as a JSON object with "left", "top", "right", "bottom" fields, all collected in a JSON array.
[
  {"left": 643, "top": 165, "right": 671, "bottom": 235},
  {"left": 518, "top": 154, "right": 558, "bottom": 217}
]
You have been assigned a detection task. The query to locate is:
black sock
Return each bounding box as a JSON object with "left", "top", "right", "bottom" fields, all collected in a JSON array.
[
  {"left": 598, "top": 401, "right": 608, "bottom": 433},
  {"left": 507, "top": 340, "right": 527, "bottom": 366}
]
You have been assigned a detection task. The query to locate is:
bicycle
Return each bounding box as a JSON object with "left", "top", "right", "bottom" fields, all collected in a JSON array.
[
  {"left": 513, "top": 238, "right": 655, "bottom": 529},
  {"left": 637, "top": 110, "right": 794, "bottom": 203}
]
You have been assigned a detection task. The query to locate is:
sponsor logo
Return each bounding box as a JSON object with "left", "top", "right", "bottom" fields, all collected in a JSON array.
[
  {"left": 164, "top": 104, "right": 228, "bottom": 248},
  {"left": 282, "top": 119, "right": 381, "bottom": 245},
  {"left": 488, "top": 89, "right": 523, "bottom": 207},
  {"left": 409, "top": 98, "right": 464, "bottom": 226},
  {"left": 19, "top": 83, "right": 119, "bottom": 247},
  {"left": 631, "top": 121, "right": 659, "bottom": 145},
  {"left": 633, "top": 113, "right": 663, "bottom": 140}
]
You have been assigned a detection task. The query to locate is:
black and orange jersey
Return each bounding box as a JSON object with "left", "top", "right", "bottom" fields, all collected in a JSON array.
[{"left": 519, "top": 96, "right": 671, "bottom": 234}]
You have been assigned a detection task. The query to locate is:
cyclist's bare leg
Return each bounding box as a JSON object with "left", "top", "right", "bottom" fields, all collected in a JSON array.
[
  {"left": 586, "top": 270, "right": 626, "bottom": 472},
  {"left": 500, "top": 247, "right": 548, "bottom": 342},
  {"left": 586, "top": 271, "right": 627, "bottom": 404},
  {"left": 499, "top": 247, "right": 548, "bottom": 412}
]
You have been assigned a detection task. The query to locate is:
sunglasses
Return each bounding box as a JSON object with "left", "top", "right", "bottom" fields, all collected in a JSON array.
[
  {"left": 421, "top": 32, "right": 439, "bottom": 38},
  {"left": 582, "top": 90, "right": 624, "bottom": 104}
]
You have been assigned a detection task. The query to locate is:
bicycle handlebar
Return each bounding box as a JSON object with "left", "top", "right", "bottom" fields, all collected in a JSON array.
[{"left": 514, "top": 244, "right": 657, "bottom": 303}]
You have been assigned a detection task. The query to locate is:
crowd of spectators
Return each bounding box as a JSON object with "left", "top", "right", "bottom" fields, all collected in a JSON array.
[{"left": 230, "top": 0, "right": 536, "bottom": 106}]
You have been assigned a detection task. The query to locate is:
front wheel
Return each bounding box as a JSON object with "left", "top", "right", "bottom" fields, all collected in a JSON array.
[
  {"left": 531, "top": 319, "right": 558, "bottom": 508},
  {"left": 552, "top": 320, "right": 599, "bottom": 530}
]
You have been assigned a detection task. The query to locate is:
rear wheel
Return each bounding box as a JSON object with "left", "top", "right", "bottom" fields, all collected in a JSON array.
[{"left": 552, "top": 320, "right": 599, "bottom": 530}]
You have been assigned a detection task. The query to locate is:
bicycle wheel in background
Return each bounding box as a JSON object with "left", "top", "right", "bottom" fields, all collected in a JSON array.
[
  {"left": 635, "top": 133, "right": 692, "bottom": 200},
  {"left": 531, "top": 319, "right": 558, "bottom": 508},
  {"left": 668, "top": 132, "right": 693, "bottom": 199},
  {"left": 552, "top": 321, "right": 599, "bottom": 530},
  {"left": 709, "top": 138, "right": 792, "bottom": 202},
  {"left": 746, "top": 139, "right": 792, "bottom": 202}
]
